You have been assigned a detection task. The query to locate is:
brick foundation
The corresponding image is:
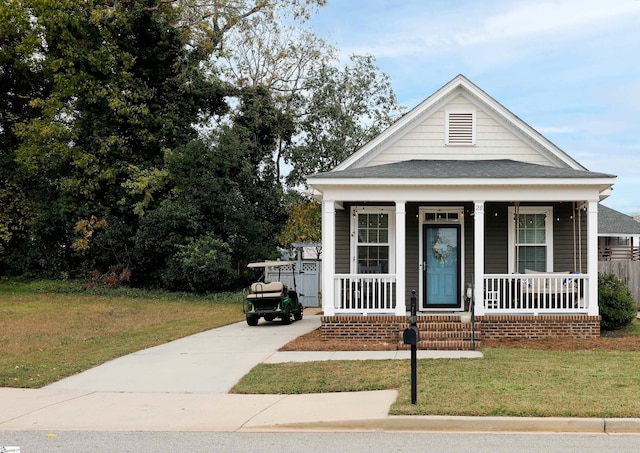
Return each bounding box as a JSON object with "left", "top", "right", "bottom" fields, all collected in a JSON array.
[
  {"left": 478, "top": 315, "right": 600, "bottom": 340},
  {"left": 320, "top": 315, "right": 401, "bottom": 341},
  {"left": 320, "top": 314, "right": 601, "bottom": 343}
]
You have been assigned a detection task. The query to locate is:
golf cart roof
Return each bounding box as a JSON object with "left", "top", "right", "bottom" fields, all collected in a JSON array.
[{"left": 247, "top": 261, "right": 296, "bottom": 268}]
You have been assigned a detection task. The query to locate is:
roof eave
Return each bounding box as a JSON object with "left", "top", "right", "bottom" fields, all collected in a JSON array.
[{"left": 307, "top": 177, "right": 616, "bottom": 187}]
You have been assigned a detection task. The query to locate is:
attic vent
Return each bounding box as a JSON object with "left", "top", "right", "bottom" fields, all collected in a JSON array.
[{"left": 446, "top": 111, "right": 475, "bottom": 145}]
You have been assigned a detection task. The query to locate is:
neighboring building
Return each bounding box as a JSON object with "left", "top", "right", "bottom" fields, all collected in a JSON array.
[
  {"left": 307, "top": 75, "right": 617, "bottom": 348},
  {"left": 598, "top": 205, "right": 640, "bottom": 306},
  {"left": 598, "top": 205, "right": 640, "bottom": 261}
]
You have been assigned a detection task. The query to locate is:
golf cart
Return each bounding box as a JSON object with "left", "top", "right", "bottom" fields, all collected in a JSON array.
[{"left": 242, "top": 261, "right": 304, "bottom": 326}]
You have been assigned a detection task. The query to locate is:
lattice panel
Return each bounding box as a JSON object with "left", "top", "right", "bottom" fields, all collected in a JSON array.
[{"left": 302, "top": 262, "right": 319, "bottom": 272}]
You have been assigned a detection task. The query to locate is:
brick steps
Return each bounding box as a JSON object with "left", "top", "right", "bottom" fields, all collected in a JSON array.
[
  {"left": 399, "top": 339, "right": 481, "bottom": 351},
  {"left": 398, "top": 318, "right": 481, "bottom": 350}
]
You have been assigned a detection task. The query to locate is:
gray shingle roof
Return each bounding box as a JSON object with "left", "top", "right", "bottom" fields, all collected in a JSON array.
[
  {"left": 599, "top": 205, "right": 640, "bottom": 235},
  {"left": 310, "top": 159, "right": 615, "bottom": 180}
]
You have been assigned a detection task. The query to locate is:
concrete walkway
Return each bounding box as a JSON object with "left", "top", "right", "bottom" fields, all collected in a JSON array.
[{"left": 1, "top": 313, "right": 639, "bottom": 433}]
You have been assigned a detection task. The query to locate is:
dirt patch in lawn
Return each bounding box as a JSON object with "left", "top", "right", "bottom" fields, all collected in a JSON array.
[
  {"left": 280, "top": 328, "right": 399, "bottom": 351},
  {"left": 483, "top": 334, "right": 640, "bottom": 351},
  {"left": 281, "top": 327, "right": 640, "bottom": 352}
]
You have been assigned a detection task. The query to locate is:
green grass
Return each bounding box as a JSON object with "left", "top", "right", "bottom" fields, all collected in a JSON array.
[
  {"left": 231, "top": 320, "right": 640, "bottom": 417},
  {"left": 232, "top": 337, "right": 640, "bottom": 418},
  {"left": 4, "top": 279, "right": 640, "bottom": 417},
  {"left": 0, "top": 279, "right": 245, "bottom": 387}
]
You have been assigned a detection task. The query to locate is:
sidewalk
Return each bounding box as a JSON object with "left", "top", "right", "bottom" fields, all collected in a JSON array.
[{"left": 1, "top": 313, "right": 639, "bottom": 433}]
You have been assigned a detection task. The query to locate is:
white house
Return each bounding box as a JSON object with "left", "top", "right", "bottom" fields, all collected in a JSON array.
[{"left": 306, "top": 75, "right": 616, "bottom": 348}]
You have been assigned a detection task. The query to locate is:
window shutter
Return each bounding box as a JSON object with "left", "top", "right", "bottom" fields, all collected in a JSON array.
[{"left": 447, "top": 112, "right": 474, "bottom": 145}]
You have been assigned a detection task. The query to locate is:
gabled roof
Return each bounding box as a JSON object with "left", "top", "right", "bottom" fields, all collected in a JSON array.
[
  {"left": 599, "top": 205, "right": 640, "bottom": 236},
  {"left": 311, "top": 159, "right": 613, "bottom": 180},
  {"left": 334, "top": 74, "right": 587, "bottom": 172}
]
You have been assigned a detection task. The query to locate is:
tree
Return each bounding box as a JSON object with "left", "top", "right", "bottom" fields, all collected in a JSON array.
[
  {"left": 0, "top": 0, "right": 48, "bottom": 253},
  {"left": 1, "top": 0, "right": 405, "bottom": 288},
  {"left": 285, "top": 54, "right": 405, "bottom": 187},
  {"left": 135, "top": 86, "right": 292, "bottom": 289},
  {"left": 277, "top": 196, "right": 321, "bottom": 249},
  {"left": 217, "top": 16, "right": 334, "bottom": 178},
  {"left": 176, "top": 0, "right": 326, "bottom": 54},
  {"left": 214, "top": 85, "right": 292, "bottom": 267},
  {"left": 8, "top": 0, "right": 225, "bottom": 276}
]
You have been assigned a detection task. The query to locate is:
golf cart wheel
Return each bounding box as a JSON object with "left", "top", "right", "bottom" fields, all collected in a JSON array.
[
  {"left": 246, "top": 316, "right": 259, "bottom": 326},
  {"left": 281, "top": 309, "right": 292, "bottom": 325},
  {"left": 293, "top": 306, "right": 303, "bottom": 321}
]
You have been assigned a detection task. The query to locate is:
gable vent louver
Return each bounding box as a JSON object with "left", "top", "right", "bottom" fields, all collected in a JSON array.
[{"left": 447, "top": 112, "right": 474, "bottom": 145}]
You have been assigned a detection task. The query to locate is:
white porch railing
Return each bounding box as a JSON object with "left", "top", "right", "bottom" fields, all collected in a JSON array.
[
  {"left": 330, "top": 273, "right": 589, "bottom": 315},
  {"left": 483, "top": 273, "right": 589, "bottom": 314},
  {"left": 333, "top": 274, "right": 397, "bottom": 314}
]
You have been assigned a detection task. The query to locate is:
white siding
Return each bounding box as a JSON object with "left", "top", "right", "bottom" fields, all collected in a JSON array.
[{"left": 367, "top": 95, "right": 554, "bottom": 167}]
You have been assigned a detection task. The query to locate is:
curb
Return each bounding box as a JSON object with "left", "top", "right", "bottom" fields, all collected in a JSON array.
[{"left": 248, "top": 416, "right": 640, "bottom": 433}]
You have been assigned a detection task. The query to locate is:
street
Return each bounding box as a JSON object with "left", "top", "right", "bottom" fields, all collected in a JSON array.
[{"left": 2, "top": 431, "right": 639, "bottom": 453}]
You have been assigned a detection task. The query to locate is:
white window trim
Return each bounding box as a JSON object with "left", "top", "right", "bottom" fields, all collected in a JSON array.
[
  {"left": 445, "top": 109, "right": 476, "bottom": 146},
  {"left": 350, "top": 206, "right": 396, "bottom": 274},
  {"left": 508, "top": 206, "right": 554, "bottom": 273}
]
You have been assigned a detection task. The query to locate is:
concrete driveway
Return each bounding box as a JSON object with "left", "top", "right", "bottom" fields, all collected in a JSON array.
[{"left": 47, "top": 314, "right": 322, "bottom": 394}]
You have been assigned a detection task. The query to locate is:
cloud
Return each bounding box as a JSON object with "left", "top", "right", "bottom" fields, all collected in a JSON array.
[
  {"left": 333, "top": 0, "right": 640, "bottom": 64},
  {"left": 457, "top": 0, "right": 640, "bottom": 46}
]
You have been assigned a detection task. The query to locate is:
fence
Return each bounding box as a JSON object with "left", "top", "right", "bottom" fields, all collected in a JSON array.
[
  {"left": 599, "top": 245, "right": 640, "bottom": 261},
  {"left": 266, "top": 260, "right": 321, "bottom": 307},
  {"left": 599, "top": 260, "right": 640, "bottom": 308}
]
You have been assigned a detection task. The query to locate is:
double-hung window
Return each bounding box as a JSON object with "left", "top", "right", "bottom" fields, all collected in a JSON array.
[
  {"left": 508, "top": 206, "right": 553, "bottom": 273},
  {"left": 352, "top": 207, "right": 395, "bottom": 274}
]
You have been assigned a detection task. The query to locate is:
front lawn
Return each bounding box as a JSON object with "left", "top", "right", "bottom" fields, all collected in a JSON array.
[
  {"left": 0, "top": 280, "right": 245, "bottom": 387},
  {"left": 232, "top": 320, "right": 640, "bottom": 418},
  {"left": 4, "top": 278, "right": 640, "bottom": 418}
]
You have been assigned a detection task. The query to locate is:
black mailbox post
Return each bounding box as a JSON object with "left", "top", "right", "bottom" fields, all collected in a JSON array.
[{"left": 403, "top": 290, "right": 419, "bottom": 404}]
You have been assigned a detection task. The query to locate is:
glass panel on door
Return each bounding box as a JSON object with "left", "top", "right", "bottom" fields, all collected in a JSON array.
[{"left": 424, "top": 225, "right": 461, "bottom": 308}]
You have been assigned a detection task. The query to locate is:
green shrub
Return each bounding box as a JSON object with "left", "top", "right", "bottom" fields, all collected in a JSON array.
[
  {"left": 599, "top": 272, "right": 637, "bottom": 330},
  {"left": 162, "top": 235, "right": 233, "bottom": 293}
]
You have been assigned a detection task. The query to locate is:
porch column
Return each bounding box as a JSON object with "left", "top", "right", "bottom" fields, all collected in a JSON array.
[
  {"left": 395, "top": 201, "right": 407, "bottom": 315},
  {"left": 473, "top": 201, "right": 485, "bottom": 315},
  {"left": 587, "top": 200, "right": 599, "bottom": 316},
  {"left": 322, "top": 199, "right": 336, "bottom": 316}
]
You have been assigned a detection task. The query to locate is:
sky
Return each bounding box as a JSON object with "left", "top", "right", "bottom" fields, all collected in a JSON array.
[{"left": 307, "top": 0, "right": 640, "bottom": 215}]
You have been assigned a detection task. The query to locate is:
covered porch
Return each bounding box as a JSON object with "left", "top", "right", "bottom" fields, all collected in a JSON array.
[
  {"left": 321, "top": 197, "right": 601, "bottom": 318},
  {"left": 309, "top": 159, "right": 615, "bottom": 344}
]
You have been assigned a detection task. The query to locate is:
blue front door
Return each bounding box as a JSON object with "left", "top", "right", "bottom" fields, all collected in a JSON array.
[{"left": 423, "top": 225, "right": 462, "bottom": 309}]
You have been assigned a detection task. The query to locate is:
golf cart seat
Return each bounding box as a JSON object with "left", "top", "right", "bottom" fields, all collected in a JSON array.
[{"left": 246, "top": 282, "right": 286, "bottom": 299}]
